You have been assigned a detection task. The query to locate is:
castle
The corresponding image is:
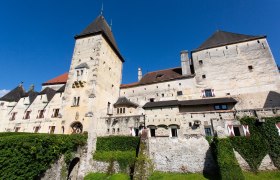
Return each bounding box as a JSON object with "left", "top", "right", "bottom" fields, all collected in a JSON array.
[{"left": 1, "top": 14, "right": 280, "bottom": 173}]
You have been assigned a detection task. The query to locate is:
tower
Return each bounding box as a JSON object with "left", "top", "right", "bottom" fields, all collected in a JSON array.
[{"left": 62, "top": 15, "right": 124, "bottom": 135}]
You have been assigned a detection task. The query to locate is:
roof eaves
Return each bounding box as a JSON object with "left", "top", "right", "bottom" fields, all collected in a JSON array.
[{"left": 192, "top": 36, "right": 266, "bottom": 53}]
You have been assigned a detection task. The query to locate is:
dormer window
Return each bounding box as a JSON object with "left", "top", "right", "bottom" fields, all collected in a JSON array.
[{"left": 75, "top": 63, "right": 89, "bottom": 82}]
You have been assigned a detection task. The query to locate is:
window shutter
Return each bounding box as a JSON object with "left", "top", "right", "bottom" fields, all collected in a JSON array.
[
  {"left": 201, "top": 90, "right": 205, "bottom": 98},
  {"left": 211, "top": 89, "right": 215, "bottom": 97},
  {"left": 242, "top": 125, "right": 250, "bottom": 137},
  {"left": 275, "top": 122, "right": 280, "bottom": 136},
  {"left": 227, "top": 125, "right": 235, "bottom": 136}
]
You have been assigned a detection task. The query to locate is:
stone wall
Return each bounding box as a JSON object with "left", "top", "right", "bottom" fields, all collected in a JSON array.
[
  {"left": 148, "top": 137, "right": 217, "bottom": 173},
  {"left": 234, "top": 150, "right": 277, "bottom": 171}
]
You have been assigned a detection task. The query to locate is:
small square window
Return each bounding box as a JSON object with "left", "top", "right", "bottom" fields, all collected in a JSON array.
[
  {"left": 248, "top": 65, "right": 253, "bottom": 71},
  {"left": 199, "top": 60, "right": 203, "bottom": 65},
  {"left": 177, "top": 91, "right": 183, "bottom": 96},
  {"left": 202, "top": 74, "right": 206, "bottom": 79},
  {"left": 204, "top": 127, "right": 212, "bottom": 136},
  {"left": 204, "top": 89, "right": 213, "bottom": 97},
  {"left": 150, "top": 98, "right": 155, "bottom": 102}
]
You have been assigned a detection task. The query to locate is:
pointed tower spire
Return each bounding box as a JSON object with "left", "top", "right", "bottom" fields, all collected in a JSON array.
[{"left": 100, "top": 2, "right": 104, "bottom": 15}]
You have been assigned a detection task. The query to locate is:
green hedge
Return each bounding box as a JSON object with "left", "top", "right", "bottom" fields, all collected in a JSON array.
[
  {"left": 0, "top": 132, "right": 32, "bottom": 137},
  {"left": 230, "top": 117, "right": 269, "bottom": 172},
  {"left": 96, "top": 136, "right": 139, "bottom": 151},
  {"left": 212, "top": 137, "right": 244, "bottom": 180},
  {"left": 0, "top": 133, "right": 87, "bottom": 179},
  {"left": 93, "top": 136, "right": 140, "bottom": 173},
  {"left": 93, "top": 151, "right": 136, "bottom": 171}
]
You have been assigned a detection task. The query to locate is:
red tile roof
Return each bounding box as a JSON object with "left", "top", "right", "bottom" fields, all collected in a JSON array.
[{"left": 42, "top": 73, "right": 68, "bottom": 85}]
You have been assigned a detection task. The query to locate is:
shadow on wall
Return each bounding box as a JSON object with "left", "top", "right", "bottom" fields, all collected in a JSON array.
[
  {"left": 67, "top": 157, "right": 80, "bottom": 180},
  {"left": 263, "top": 91, "right": 280, "bottom": 108},
  {"left": 203, "top": 147, "right": 219, "bottom": 180}
]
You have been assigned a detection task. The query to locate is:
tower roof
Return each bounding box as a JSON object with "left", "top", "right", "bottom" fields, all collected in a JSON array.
[
  {"left": 75, "top": 15, "right": 124, "bottom": 62},
  {"left": 194, "top": 30, "right": 265, "bottom": 52}
]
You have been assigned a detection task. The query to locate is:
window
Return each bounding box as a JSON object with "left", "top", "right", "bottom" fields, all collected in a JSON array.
[
  {"left": 248, "top": 65, "right": 253, "bottom": 71},
  {"left": 73, "top": 97, "right": 80, "bottom": 106},
  {"left": 171, "top": 128, "right": 178, "bottom": 137},
  {"left": 233, "top": 127, "right": 241, "bottom": 136},
  {"left": 199, "top": 60, "right": 203, "bottom": 65},
  {"left": 117, "top": 108, "right": 119, "bottom": 114},
  {"left": 202, "top": 74, "right": 206, "bottom": 79},
  {"left": 123, "top": 108, "right": 125, "bottom": 113},
  {"left": 24, "top": 111, "right": 31, "bottom": 119},
  {"left": 117, "top": 107, "right": 125, "bottom": 114},
  {"left": 53, "top": 109, "right": 60, "bottom": 118},
  {"left": 150, "top": 98, "right": 155, "bottom": 102},
  {"left": 107, "top": 102, "right": 111, "bottom": 114},
  {"left": 49, "top": 126, "right": 55, "bottom": 134},
  {"left": 10, "top": 112, "right": 17, "bottom": 121},
  {"left": 34, "top": 126, "right": 40, "bottom": 133},
  {"left": 177, "top": 91, "right": 183, "bottom": 96},
  {"left": 214, "top": 104, "right": 228, "bottom": 110},
  {"left": 15, "top": 127, "right": 20, "bottom": 132},
  {"left": 117, "top": 128, "right": 120, "bottom": 133},
  {"left": 204, "top": 89, "right": 214, "bottom": 97},
  {"left": 204, "top": 127, "right": 212, "bottom": 136},
  {"left": 38, "top": 110, "right": 44, "bottom": 119},
  {"left": 150, "top": 128, "right": 156, "bottom": 137},
  {"left": 162, "top": 94, "right": 164, "bottom": 97}
]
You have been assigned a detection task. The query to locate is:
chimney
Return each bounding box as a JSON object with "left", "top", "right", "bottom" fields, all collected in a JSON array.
[
  {"left": 138, "top": 68, "right": 142, "bottom": 81},
  {"left": 180, "top": 50, "right": 191, "bottom": 76},
  {"left": 29, "top": 84, "right": 35, "bottom": 91}
]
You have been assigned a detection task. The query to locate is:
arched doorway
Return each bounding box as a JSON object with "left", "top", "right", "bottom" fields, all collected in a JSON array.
[{"left": 70, "top": 122, "right": 83, "bottom": 134}]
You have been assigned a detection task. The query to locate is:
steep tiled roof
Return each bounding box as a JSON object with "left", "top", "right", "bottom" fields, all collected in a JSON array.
[
  {"left": 121, "top": 67, "right": 194, "bottom": 89},
  {"left": 23, "top": 90, "right": 39, "bottom": 104},
  {"left": 0, "top": 85, "right": 25, "bottom": 102},
  {"left": 42, "top": 73, "right": 68, "bottom": 86},
  {"left": 194, "top": 30, "right": 265, "bottom": 52},
  {"left": 143, "top": 97, "right": 237, "bottom": 109},
  {"left": 75, "top": 15, "right": 124, "bottom": 62},
  {"left": 114, "top": 97, "right": 138, "bottom": 107},
  {"left": 39, "top": 87, "right": 56, "bottom": 102}
]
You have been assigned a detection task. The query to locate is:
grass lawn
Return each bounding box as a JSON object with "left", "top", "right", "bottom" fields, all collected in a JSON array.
[
  {"left": 148, "top": 171, "right": 280, "bottom": 180},
  {"left": 84, "top": 173, "right": 130, "bottom": 180}
]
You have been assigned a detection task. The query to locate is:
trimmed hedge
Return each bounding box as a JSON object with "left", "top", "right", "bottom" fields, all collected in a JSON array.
[
  {"left": 96, "top": 136, "right": 139, "bottom": 151},
  {"left": 212, "top": 137, "right": 244, "bottom": 180},
  {"left": 93, "top": 151, "right": 136, "bottom": 171},
  {"left": 93, "top": 136, "right": 140, "bottom": 173},
  {"left": 0, "top": 132, "right": 32, "bottom": 137},
  {"left": 230, "top": 117, "right": 269, "bottom": 172},
  {"left": 0, "top": 133, "right": 87, "bottom": 179}
]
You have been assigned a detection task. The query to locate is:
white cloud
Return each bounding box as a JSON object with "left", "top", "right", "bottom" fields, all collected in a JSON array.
[{"left": 0, "top": 89, "right": 10, "bottom": 98}]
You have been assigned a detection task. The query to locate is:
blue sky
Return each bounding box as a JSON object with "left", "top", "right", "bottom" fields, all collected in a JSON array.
[{"left": 0, "top": 0, "right": 279, "bottom": 94}]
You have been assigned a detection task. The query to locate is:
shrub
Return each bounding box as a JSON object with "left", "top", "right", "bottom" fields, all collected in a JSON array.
[
  {"left": 212, "top": 137, "right": 244, "bottom": 180},
  {"left": 0, "top": 133, "right": 87, "bottom": 179}
]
